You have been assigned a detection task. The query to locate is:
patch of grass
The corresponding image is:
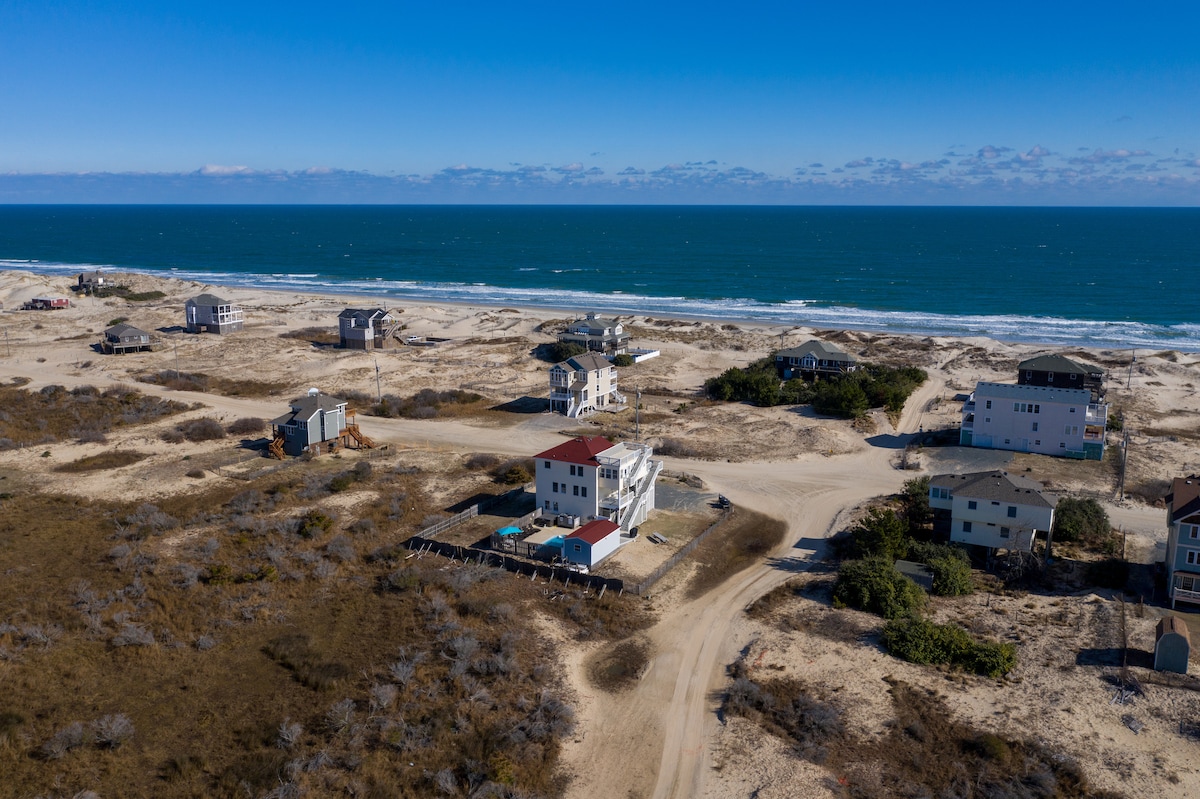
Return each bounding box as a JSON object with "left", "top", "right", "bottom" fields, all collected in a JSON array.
[
  {"left": 687, "top": 509, "right": 787, "bottom": 599},
  {"left": 587, "top": 637, "right": 650, "bottom": 692},
  {"left": 92, "top": 285, "right": 166, "bottom": 302},
  {"left": 138, "top": 370, "right": 289, "bottom": 398},
  {"left": 0, "top": 384, "right": 188, "bottom": 449},
  {"left": 280, "top": 326, "right": 340, "bottom": 346},
  {"left": 53, "top": 451, "right": 149, "bottom": 473}
]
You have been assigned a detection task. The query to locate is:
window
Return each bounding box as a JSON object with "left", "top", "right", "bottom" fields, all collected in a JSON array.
[
  {"left": 1035, "top": 440, "right": 1041, "bottom": 445},
  {"left": 544, "top": 461, "right": 550, "bottom": 469},
  {"left": 581, "top": 486, "right": 587, "bottom": 498},
  {"left": 1047, "top": 373, "right": 1054, "bottom": 383},
  {"left": 1000, "top": 527, "right": 1011, "bottom": 538},
  {"left": 573, "top": 485, "right": 579, "bottom": 496},
  {"left": 1034, "top": 404, "right": 1040, "bottom": 413},
  {"left": 552, "top": 482, "right": 559, "bottom": 493},
  {"left": 1004, "top": 438, "right": 1010, "bottom": 445},
  {"left": 544, "top": 500, "right": 550, "bottom": 509},
  {"left": 1069, "top": 407, "right": 1076, "bottom": 413},
  {"left": 1013, "top": 403, "right": 1020, "bottom": 412},
  {"left": 1070, "top": 373, "right": 1077, "bottom": 381},
  {"left": 1007, "top": 506, "right": 1017, "bottom": 518},
  {"left": 573, "top": 544, "right": 581, "bottom": 553},
  {"left": 1063, "top": 425, "right": 1079, "bottom": 436},
  {"left": 1059, "top": 442, "right": 1066, "bottom": 448},
  {"left": 962, "top": 521, "right": 973, "bottom": 533},
  {"left": 985, "top": 417, "right": 991, "bottom": 424},
  {"left": 1189, "top": 525, "right": 1200, "bottom": 539},
  {"left": 1189, "top": 551, "right": 1199, "bottom": 565},
  {"left": 1025, "top": 371, "right": 1032, "bottom": 379},
  {"left": 569, "top": 464, "right": 577, "bottom": 476},
  {"left": 553, "top": 502, "right": 558, "bottom": 512},
  {"left": 985, "top": 400, "right": 992, "bottom": 410},
  {"left": 1032, "top": 422, "right": 1039, "bottom": 432},
  {"left": 967, "top": 501, "right": 977, "bottom": 510}
]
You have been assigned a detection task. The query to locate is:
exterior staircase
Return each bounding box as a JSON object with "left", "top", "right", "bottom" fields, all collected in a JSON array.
[{"left": 268, "top": 436, "right": 285, "bottom": 460}]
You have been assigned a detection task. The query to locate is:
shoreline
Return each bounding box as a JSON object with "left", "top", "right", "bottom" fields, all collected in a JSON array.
[{"left": 4, "top": 262, "right": 1198, "bottom": 352}]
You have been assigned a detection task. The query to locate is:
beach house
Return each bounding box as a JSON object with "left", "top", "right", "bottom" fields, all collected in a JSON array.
[
  {"left": 100, "top": 323, "right": 154, "bottom": 354},
  {"left": 960, "top": 381, "right": 1108, "bottom": 460},
  {"left": 774, "top": 340, "right": 858, "bottom": 379},
  {"left": 928, "top": 470, "right": 1056, "bottom": 552},
  {"left": 337, "top": 308, "right": 400, "bottom": 350},
  {"left": 558, "top": 313, "right": 631, "bottom": 356},
  {"left": 561, "top": 520, "right": 623, "bottom": 569},
  {"left": 185, "top": 294, "right": 244, "bottom": 334},
  {"left": 534, "top": 435, "right": 661, "bottom": 531},
  {"left": 1017, "top": 354, "right": 1105, "bottom": 401},
  {"left": 549, "top": 353, "right": 624, "bottom": 418},
  {"left": 1164, "top": 475, "right": 1200, "bottom": 608},
  {"left": 268, "top": 391, "right": 372, "bottom": 458}
]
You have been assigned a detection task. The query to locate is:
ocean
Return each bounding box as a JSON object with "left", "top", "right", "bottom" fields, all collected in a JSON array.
[{"left": 0, "top": 205, "right": 1197, "bottom": 351}]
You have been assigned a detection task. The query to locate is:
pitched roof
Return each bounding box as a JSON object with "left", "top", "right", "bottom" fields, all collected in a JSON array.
[
  {"left": 1157, "top": 615, "right": 1190, "bottom": 643},
  {"left": 1018, "top": 353, "right": 1103, "bottom": 375},
  {"left": 571, "top": 313, "right": 621, "bottom": 330},
  {"left": 272, "top": 393, "right": 347, "bottom": 426},
  {"left": 535, "top": 435, "right": 614, "bottom": 465},
  {"left": 566, "top": 519, "right": 620, "bottom": 545},
  {"left": 188, "top": 293, "right": 232, "bottom": 306},
  {"left": 556, "top": 353, "right": 613, "bottom": 372},
  {"left": 776, "top": 340, "right": 855, "bottom": 361},
  {"left": 972, "top": 381, "right": 1093, "bottom": 403},
  {"left": 105, "top": 323, "right": 149, "bottom": 338},
  {"left": 929, "top": 470, "right": 1055, "bottom": 508},
  {"left": 338, "top": 307, "right": 391, "bottom": 320},
  {"left": 1168, "top": 476, "right": 1200, "bottom": 523}
]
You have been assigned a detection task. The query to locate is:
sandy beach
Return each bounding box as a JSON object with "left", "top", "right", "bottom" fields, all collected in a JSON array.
[{"left": 2, "top": 267, "right": 1200, "bottom": 798}]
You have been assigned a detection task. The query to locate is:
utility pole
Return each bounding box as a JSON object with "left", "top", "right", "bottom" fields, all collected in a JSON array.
[
  {"left": 174, "top": 341, "right": 180, "bottom": 374},
  {"left": 374, "top": 358, "right": 382, "bottom": 403},
  {"left": 1127, "top": 349, "right": 1135, "bottom": 389}
]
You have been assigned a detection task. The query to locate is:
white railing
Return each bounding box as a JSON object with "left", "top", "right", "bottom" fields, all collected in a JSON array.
[{"left": 1173, "top": 585, "right": 1200, "bottom": 607}]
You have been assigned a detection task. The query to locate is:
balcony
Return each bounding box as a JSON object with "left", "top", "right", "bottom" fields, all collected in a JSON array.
[
  {"left": 1085, "top": 405, "right": 1107, "bottom": 425},
  {"left": 1172, "top": 585, "right": 1200, "bottom": 608},
  {"left": 961, "top": 413, "right": 975, "bottom": 430}
]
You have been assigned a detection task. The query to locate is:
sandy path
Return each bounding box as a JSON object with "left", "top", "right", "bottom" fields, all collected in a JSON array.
[{"left": 560, "top": 376, "right": 944, "bottom": 799}]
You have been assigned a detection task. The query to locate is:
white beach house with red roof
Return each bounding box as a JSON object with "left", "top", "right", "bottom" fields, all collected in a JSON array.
[{"left": 534, "top": 435, "right": 661, "bottom": 532}]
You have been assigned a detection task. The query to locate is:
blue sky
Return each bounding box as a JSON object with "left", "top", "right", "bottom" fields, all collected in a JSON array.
[{"left": 3, "top": 1, "right": 1199, "bottom": 204}]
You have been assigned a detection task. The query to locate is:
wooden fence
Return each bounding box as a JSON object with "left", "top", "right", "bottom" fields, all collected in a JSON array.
[
  {"left": 404, "top": 535, "right": 624, "bottom": 594},
  {"left": 629, "top": 507, "right": 733, "bottom": 595},
  {"left": 416, "top": 483, "right": 535, "bottom": 539}
]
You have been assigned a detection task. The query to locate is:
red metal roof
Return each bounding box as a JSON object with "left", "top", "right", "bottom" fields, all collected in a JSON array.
[
  {"left": 566, "top": 519, "right": 620, "bottom": 545},
  {"left": 1169, "top": 476, "right": 1200, "bottom": 523},
  {"left": 535, "top": 436, "right": 613, "bottom": 466}
]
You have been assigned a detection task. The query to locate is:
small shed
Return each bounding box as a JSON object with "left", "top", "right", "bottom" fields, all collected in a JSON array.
[
  {"left": 1155, "top": 616, "right": 1190, "bottom": 674},
  {"left": 562, "top": 519, "right": 621, "bottom": 568},
  {"left": 894, "top": 560, "right": 935, "bottom": 592}
]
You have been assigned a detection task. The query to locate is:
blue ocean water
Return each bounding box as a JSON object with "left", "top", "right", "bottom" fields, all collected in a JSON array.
[{"left": 0, "top": 205, "right": 1197, "bottom": 350}]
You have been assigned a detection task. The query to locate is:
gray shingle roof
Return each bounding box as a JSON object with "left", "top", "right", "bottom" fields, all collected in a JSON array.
[
  {"left": 776, "top": 340, "right": 855, "bottom": 362},
  {"left": 929, "top": 470, "right": 1055, "bottom": 508},
  {"left": 972, "top": 382, "right": 1092, "bottom": 403},
  {"left": 272, "top": 393, "right": 347, "bottom": 426},
  {"left": 188, "top": 293, "right": 232, "bottom": 307},
  {"left": 105, "top": 323, "right": 149, "bottom": 339},
  {"left": 558, "top": 353, "right": 613, "bottom": 372},
  {"left": 1018, "top": 353, "right": 1103, "bottom": 375}
]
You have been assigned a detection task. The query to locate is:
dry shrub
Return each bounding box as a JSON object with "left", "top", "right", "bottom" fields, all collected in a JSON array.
[
  {"left": 54, "top": 451, "right": 148, "bottom": 473},
  {"left": 226, "top": 417, "right": 266, "bottom": 436}
]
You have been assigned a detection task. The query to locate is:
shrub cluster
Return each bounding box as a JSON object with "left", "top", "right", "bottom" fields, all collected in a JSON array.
[
  {"left": 1051, "top": 497, "right": 1112, "bottom": 544},
  {"left": 832, "top": 555, "right": 926, "bottom": 619},
  {"left": 371, "top": 388, "right": 483, "bottom": 419},
  {"left": 907, "top": 540, "right": 974, "bottom": 596},
  {"left": 882, "top": 616, "right": 1017, "bottom": 678},
  {"left": 535, "top": 341, "right": 588, "bottom": 363},
  {"left": 704, "top": 357, "right": 926, "bottom": 417}
]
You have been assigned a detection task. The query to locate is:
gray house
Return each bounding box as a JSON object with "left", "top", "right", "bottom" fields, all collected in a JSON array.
[
  {"left": 558, "top": 313, "right": 631, "bottom": 355},
  {"left": 101, "top": 323, "right": 154, "bottom": 354},
  {"left": 774, "top": 340, "right": 858, "bottom": 379},
  {"left": 338, "top": 308, "right": 399, "bottom": 350},
  {"left": 77, "top": 271, "right": 108, "bottom": 293},
  {"left": 270, "top": 393, "right": 351, "bottom": 458},
  {"left": 185, "top": 293, "right": 244, "bottom": 334},
  {"left": 1017, "top": 354, "right": 1105, "bottom": 401}
]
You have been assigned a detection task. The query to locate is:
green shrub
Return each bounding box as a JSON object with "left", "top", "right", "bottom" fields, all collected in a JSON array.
[
  {"left": 847, "top": 508, "right": 908, "bottom": 561},
  {"left": 612, "top": 353, "right": 634, "bottom": 367},
  {"left": 882, "top": 616, "right": 1016, "bottom": 678},
  {"left": 833, "top": 556, "right": 925, "bottom": 619},
  {"left": 1052, "top": 497, "right": 1111, "bottom": 544},
  {"left": 907, "top": 540, "right": 974, "bottom": 596},
  {"left": 537, "top": 341, "right": 588, "bottom": 363},
  {"left": 298, "top": 510, "right": 334, "bottom": 539}
]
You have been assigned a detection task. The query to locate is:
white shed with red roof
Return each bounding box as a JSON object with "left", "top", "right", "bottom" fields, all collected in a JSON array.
[{"left": 563, "top": 520, "right": 622, "bottom": 568}]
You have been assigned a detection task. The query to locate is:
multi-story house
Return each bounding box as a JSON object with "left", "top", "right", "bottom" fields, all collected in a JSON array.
[
  {"left": 1017, "top": 354, "right": 1105, "bottom": 401},
  {"left": 338, "top": 307, "right": 399, "bottom": 350},
  {"left": 960, "top": 382, "right": 1108, "bottom": 460},
  {"left": 534, "top": 435, "right": 661, "bottom": 531},
  {"left": 185, "top": 293, "right": 244, "bottom": 334},
  {"left": 549, "top": 353, "right": 624, "bottom": 418},
  {"left": 774, "top": 340, "right": 858, "bottom": 379},
  {"left": 1165, "top": 475, "right": 1200, "bottom": 608},
  {"left": 558, "top": 313, "right": 631, "bottom": 355},
  {"left": 929, "top": 470, "right": 1056, "bottom": 552}
]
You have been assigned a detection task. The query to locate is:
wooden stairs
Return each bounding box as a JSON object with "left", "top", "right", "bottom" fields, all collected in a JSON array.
[
  {"left": 268, "top": 436, "right": 285, "bottom": 460},
  {"left": 345, "top": 424, "right": 374, "bottom": 449}
]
